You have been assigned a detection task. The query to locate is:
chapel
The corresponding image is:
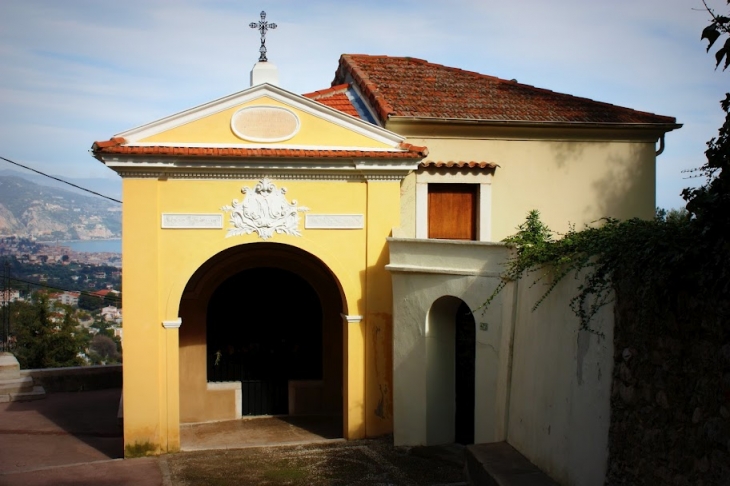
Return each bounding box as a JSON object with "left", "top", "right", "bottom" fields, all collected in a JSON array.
[{"left": 92, "top": 36, "right": 679, "bottom": 457}]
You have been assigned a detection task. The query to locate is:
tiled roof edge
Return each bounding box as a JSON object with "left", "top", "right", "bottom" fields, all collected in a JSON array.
[
  {"left": 335, "top": 54, "right": 678, "bottom": 125},
  {"left": 92, "top": 137, "right": 126, "bottom": 149},
  {"left": 92, "top": 145, "right": 426, "bottom": 159},
  {"left": 421, "top": 161, "right": 498, "bottom": 169},
  {"left": 399, "top": 142, "right": 429, "bottom": 157},
  {"left": 302, "top": 84, "right": 349, "bottom": 99},
  {"left": 336, "top": 54, "right": 396, "bottom": 123}
]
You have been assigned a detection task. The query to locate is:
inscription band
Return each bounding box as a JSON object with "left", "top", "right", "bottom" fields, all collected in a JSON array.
[
  {"left": 305, "top": 214, "right": 364, "bottom": 229},
  {"left": 162, "top": 213, "right": 223, "bottom": 229}
]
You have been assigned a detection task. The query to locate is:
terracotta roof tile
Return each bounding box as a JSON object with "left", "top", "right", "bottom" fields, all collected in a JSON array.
[
  {"left": 303, "top": 84, "right": 361, "bottom": 118},
  {"left": 421, "top": 161, "right": 498, "bottom": 170},
  {"left": 92, "top": 137, "right": 126, "bottom": 148},
  {"left": 333, "top": 55, "right": 678, "bottom": 126},
  {"left": 92, "top": 141, "right": 426, "bottom": 159}
]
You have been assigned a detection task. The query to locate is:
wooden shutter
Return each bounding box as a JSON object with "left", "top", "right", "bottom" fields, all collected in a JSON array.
[{"left": 428, "top": 184, "right": 477, "bottom": 240}]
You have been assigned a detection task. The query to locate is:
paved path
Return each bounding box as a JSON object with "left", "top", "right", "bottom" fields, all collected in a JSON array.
[
  {"left": 0, "top": 389, "right": 164, "bottom": 486},
  {"left": 0, "top": 389, "right": 468, "bottom": 485},
  {"left": 181, "top": 415, "right": 343, "bottom": 451}
]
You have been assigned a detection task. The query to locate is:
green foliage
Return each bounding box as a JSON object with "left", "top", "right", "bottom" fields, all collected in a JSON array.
[
  {"left": 701, "top": 0, "right": 730, "bottom": 70},
  {"left": 482, "top": 210, "right": 698, "bottom": 333},
  {"left": 4, "top": 296, "right": 85, "bottom": 369},
  {"left": 124, "top": 441, "right": 157, "bottom": 458},
  {"left": 88, "top": 334, "right": 121, "bottom": 364},
  {"left": 103, "top": 292, "right": 121, "bottom": 308},
  {"left": 78, "top": 292, "right": 103, "bottom": 311}
]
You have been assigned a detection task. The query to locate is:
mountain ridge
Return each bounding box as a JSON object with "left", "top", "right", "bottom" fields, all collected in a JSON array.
[{"left": 0, "top": 174, "right": 121, "bottom": 241}]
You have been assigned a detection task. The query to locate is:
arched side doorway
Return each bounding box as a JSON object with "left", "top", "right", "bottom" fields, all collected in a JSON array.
[
  {"left": 178, "top": 243, "right": 344, "bottom": 427},
  {"left": 426, "top": 296, "right": 476, "bottom": 445}
]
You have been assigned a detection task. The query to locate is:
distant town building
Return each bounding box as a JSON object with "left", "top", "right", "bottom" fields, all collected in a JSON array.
[
  {"left": 1, "top": 289, "right": 21, "bottom": 306},
  {"left": 101, "top": 305, "right": 122, "bottom": 323},
  {"left": 58, "top": 292, "right": 81, "bottom": 306}
]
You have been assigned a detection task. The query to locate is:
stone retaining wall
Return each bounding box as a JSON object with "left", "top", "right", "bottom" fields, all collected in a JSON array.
[
  {"left": 20, "top": 364, "right": 122, "bottom": 393},
  {"left": 607, "top": 284, "right": 730, "bottom": 485}
]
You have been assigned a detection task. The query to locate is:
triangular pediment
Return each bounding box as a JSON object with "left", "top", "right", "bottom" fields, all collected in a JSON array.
[{"left": 116, "top": 83, "right": 404, "bottom": 151}]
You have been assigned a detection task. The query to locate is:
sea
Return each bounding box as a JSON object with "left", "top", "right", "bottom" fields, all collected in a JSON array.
[{"left": 47, "top": 239, "right": 122, "bottom": 254}]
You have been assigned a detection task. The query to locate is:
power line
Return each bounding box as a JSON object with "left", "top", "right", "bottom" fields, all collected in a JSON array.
[
  {"left": 0, "top": 155, "right": 122, "bottom": 204},
  {"left": 6, "top": 275, "right": 121, "bottom": 305}
]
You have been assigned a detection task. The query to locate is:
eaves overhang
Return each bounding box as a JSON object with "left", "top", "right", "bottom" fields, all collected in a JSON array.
[
  {"left": 385, "top": 116, "right": 682, "bottom": 141},
  {"left": 93, "top": 152, "right": 422, "bottom": 182},
  {"left": 387, "top": 115, "right": 682, "bottom": 131}
]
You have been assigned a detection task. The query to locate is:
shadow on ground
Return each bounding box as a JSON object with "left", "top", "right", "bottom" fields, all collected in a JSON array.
[
  {"left": 0, "top": 388, "right": 123, "bottom": 461},
  {"left": 168, "top": 436, "right": 468, "bottom": 486}
]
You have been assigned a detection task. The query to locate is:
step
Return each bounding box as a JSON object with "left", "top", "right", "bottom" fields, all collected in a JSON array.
[
  {"left": 0, "top": 353, "right": 21, "bottom": 379},
  {"left": 9, "top": 385, "right": 46, "bottom": 402},
  {"left": 466, "top": 442, "right": 559, "bottom": 486},
  {"left": 0, "top": 376, "right": 34, "bottom": 394}
]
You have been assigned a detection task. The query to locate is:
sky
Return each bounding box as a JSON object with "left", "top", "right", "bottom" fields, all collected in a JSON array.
[{"left": 0, "top": 0, "right": 728, "bottom": 210}]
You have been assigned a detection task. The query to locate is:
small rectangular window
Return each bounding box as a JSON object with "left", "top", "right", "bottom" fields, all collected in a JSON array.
[{"left": 428, "top": 184, "right": 477, "bottom": 240}]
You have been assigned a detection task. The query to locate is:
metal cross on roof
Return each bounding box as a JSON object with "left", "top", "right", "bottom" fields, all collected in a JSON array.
[{"left": 249, "top": 11, "right": 277, "bottom": 62}]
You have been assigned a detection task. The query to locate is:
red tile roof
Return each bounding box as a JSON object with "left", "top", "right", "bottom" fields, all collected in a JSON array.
[
  {"left": 421, "top": 161, "right": 498, "bottom": 170},
  {"left": 92, "top": 138, "right": 427, "bottom": 159},
  {"left": 333, "top": 55, "right": 678, "bottom": 126},
  {"left": 303, "top": 84, "right": 361, "bottom": 118}
]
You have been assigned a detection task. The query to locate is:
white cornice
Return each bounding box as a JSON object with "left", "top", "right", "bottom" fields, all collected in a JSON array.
[
  {"left": 116, "top": 83, "right": 405, "bottom": 147},
  {"left": 97, "top": 155, "right": 419, "bottom": 182},
  {"left": 162, "top": 318, "right": 182, "bottom": 329}
]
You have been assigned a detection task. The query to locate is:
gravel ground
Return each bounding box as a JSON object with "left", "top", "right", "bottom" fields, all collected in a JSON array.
[{"left": 165, "top": 436, "right": 468, "bottom": 486}]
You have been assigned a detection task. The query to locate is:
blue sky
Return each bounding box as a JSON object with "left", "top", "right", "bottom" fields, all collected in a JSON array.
[{"left": 0, "top": 0, "right": 727, "bottom": 210}]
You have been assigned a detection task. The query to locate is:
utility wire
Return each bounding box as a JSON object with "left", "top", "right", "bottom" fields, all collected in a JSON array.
[
  {"left": 0, "top": 155, "right": 122, "bottom": 204},
  {"left": 6, "top": 275, "right": 121, "bottom": 305}
]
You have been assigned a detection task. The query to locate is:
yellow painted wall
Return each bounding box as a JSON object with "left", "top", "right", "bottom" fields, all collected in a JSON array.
[
  {"left": 139, "top": 97, "right": 391, "bottom": 149},
  {"left": 121, "top": 178, "right": 167, "bottom": 455},
  {"left": 121, "top": 175, "right": 399, "bottom": 453},
  {"left": 399, "top": 136, "right": 656, "bottom": 240},
  {"left": 364, "top": 181, "right": 401, "bottom": 437}
]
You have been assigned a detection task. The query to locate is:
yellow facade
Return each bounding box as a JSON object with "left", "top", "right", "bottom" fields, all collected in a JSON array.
[
  {"left": 140, "top": 97, "right": 392, "bottom": 149},
  {"left": 99, "top": 82, "right": 419, "bottom": 454}
]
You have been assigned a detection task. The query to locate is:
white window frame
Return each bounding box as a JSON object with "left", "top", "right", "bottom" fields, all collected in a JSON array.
[{"left": 415, "top": 171, "right": 493, "bottom": 242}]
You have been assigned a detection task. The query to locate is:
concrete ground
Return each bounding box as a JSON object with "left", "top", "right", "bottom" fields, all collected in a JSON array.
[
  {"left": 180, "top": 414, "right": 343, "bottom": 451},
  {"left": 0, "top": 389, "right": 468, "bottom": 485}
]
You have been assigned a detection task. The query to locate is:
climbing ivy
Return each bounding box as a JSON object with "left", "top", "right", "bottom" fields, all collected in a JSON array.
[{"left": 481, "top": 209, "right": 696, "bottom": 334}]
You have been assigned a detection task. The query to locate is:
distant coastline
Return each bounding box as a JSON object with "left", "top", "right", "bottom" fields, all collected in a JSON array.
[{"left": 45, "top": 238, "right": 122, "bottom": 254}]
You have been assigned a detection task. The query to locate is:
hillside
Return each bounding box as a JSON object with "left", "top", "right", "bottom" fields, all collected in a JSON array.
[
  {"left": 0, "top": 175, "right": 121, "bottom": 240},
  {"left": 0, "top": 169, "right": 122, "bottom": 201}
]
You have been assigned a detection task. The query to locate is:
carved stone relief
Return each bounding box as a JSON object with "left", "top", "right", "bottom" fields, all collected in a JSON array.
[{"left": 221, "top": 178, "right": 309, "bottom": 239}]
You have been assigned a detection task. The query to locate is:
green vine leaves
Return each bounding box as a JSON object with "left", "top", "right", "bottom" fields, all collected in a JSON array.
[{"left": 478, "top": 210, "right": 696, "bottom": 337}]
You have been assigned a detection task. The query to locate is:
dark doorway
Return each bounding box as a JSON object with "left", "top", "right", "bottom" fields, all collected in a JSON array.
[
  {"left": 206, "top": 267, "right": 323, "bottom": 415},
  {"left": 454, "top": 302, "right": 475, "bottom": 444}
]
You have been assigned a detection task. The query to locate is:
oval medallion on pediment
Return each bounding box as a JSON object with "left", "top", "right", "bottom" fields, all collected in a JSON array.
[{"left": 230, "top": 106, "right": 300, "bottom": 142}]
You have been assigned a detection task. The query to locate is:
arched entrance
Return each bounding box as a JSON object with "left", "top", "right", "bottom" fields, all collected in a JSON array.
[
  {"left": 426, "top": 296, "right": 476, "bottom": 445},
  {"left": 207, "top": 268, "right": 323, "bottom": 415},
  {"left": 177, "top": 243, "right": 344, "bottom": 428}
]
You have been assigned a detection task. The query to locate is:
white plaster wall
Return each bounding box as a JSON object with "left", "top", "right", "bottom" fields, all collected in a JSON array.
[
  {"left": 389, "top": 238, "right": 614, "bottom": 485},
  {"left": 506, "top": 270, "right": 614, "bottom": 486},
  {"left": 426, "top": 297, "right": 457, "bottom": 444},
  {"left": 388, "top": 239, "right": 512, "bottom": 446}
]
